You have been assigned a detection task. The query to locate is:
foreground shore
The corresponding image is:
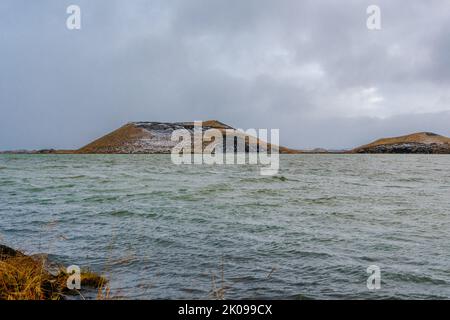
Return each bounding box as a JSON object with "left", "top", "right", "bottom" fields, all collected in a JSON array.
[{"left": 0, "top": 245, "right": 107, "bottom": 300}]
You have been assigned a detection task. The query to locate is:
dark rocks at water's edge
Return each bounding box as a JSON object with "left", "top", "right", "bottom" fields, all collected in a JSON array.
[
  {"left": 0, "top": 149, "right": 57, "bottom": 154},
  {"left": 0, "top": 244, "right": 24, "bottom": 260},
  {"left": 0, "top": 245, "right": 54, "bottom": 268},
  {"left": 353, "top": 142, "right": 450, "bottom": 154},
  {"left": 351, "top": 132, "right": 450, "bottom": 154}
]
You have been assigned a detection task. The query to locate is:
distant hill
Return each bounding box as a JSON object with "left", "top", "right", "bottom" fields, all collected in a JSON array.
[
  {"left": 352, "top": 132, "right": 450, "bottom": 154},
  {"left": 75, "top": 120, "right": 301, "bottom": 154},
  {"left": 2, "top": 124, "right": 450, "bottom": 155}
]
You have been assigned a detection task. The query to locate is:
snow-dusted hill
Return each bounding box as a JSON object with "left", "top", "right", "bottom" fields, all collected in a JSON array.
[{"left": 76, "top": 120, "right": 299, "bottom": 154}]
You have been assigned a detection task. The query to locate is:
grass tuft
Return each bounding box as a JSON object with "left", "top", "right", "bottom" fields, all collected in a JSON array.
[{"left": 0, "top": 245, "right": 108, "bottom": 300}]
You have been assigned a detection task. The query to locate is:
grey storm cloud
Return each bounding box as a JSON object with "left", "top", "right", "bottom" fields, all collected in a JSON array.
[{"left": 0, "top": 0, "right": 449, "bottom": 150}]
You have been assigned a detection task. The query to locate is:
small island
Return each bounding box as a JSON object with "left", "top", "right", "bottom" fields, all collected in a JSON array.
[{"left": 1, "top": 121, "right": 449, "bottom": 154}]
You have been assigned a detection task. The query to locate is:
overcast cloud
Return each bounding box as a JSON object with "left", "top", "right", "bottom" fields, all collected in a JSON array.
[{"left": 1, "top": 0, "right": 449, "bottom": 150}]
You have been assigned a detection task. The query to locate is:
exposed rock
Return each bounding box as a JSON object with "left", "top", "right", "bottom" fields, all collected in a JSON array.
[
  {"left": 0, "top": 244, "right": 24, "bottom": 260},
  {"left": 36, "top": 149, "right": 56, "bottom": 154},
  {"left": 3, "top": 124, "right": 449, "bottom": 155},
  {"left": 305, "top": 148, "right": 329, "bottom": 154},
  {"left": 75, "top": 120, "right": 301, "bottom": 154},
  {"left": 352, "top": 132, "right": 450, "bottom": 154}
]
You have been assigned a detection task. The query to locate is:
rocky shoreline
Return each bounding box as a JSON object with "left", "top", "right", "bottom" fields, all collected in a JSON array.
[
  {"left": 353, "top": 142, "right": 450, "bottom": 154},
  {"left": 350, "top": 132, "right": 450, "bottom": 154}
]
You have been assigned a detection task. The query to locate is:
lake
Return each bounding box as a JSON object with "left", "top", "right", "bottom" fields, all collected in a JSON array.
[{"left": 0, "top": 154, "right": 449, "bottom": 299}]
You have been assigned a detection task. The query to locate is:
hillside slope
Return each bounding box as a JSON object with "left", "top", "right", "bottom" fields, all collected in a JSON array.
[
  {"left": 352, "top": 132, "right": 450, "bottom": 154},
  {"left": 76, "top": 120, "right": 301, "bottom": 154}
]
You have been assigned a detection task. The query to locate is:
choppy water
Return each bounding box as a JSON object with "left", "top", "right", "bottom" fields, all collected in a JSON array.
[{"left": 0, "top": 154, "right": 449, "bottom": 299}]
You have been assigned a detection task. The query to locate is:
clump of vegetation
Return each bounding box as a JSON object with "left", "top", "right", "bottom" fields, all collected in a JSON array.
[{"left": 0, "top": 245, "right": 108, "bottom": 300}]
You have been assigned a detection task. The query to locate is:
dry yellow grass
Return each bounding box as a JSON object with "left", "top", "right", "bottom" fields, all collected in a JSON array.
[
  {"left": 76, "top": 123, "right": 149, "bottom": 154},
  {"left": 0, "top": 246, "right": 108, "bottom": 300},
  {"left": 0, "top": 256, "right": 55, "bottom": 300}
]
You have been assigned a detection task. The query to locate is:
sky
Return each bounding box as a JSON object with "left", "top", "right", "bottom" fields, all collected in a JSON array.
[{"left": 1, "top": 0, "right": 449, "bottom": 150}]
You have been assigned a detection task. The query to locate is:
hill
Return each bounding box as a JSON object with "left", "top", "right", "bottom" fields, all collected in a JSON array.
[
  {"left": 76, "top": 120, "right": 301, "bottom": 154},
  {"left": 352, "top": 132, "right": 450, "bottom": 154}
]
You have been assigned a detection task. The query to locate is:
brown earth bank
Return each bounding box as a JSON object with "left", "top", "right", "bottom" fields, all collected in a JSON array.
[
  {"left": 0, "top": 244, "right": 108, "bottom": 300},
  {"left": 1, "top": 121, "right": 449, "bottom": 154}
]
